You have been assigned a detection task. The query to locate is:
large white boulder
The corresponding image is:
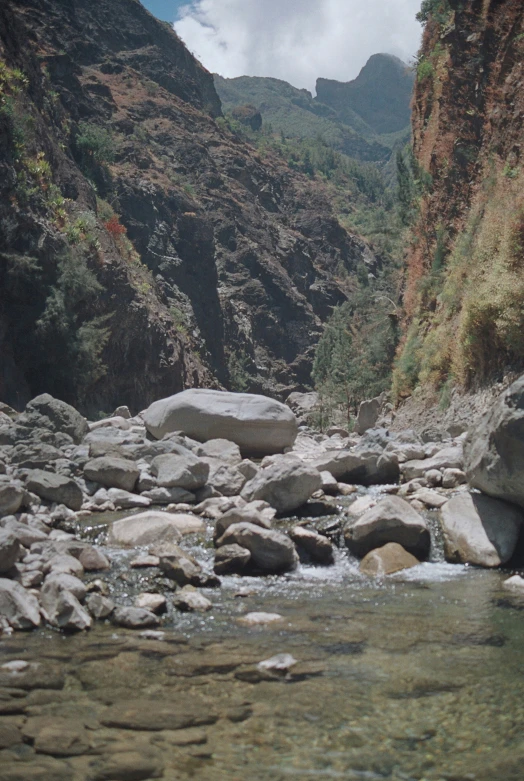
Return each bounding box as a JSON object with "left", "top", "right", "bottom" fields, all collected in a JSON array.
[
  {"left": 143, "top": 389, "right": 298, "bottom": 457},
  {"left": 440, "top": 493, "right": 523, "bottom": 567}
]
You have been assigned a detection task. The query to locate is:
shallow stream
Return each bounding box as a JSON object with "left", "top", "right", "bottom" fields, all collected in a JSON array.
[{"left": 1, "top": 490, "right": 524, "bottom": 781}]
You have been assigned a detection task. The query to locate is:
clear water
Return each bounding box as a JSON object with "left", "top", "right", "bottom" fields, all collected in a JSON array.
[{"left": 1, "top": 499, "right": 524, "bottom": 781}]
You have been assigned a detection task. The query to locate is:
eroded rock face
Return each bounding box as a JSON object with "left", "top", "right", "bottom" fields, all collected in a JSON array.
[
  {"left": 440, "top": 493, "right": 523, "bottom": 568},
  {"left": 464, "top": 375, "right": 524, "bottom": 509},
  {"left": 143, "top": 390, "right": 298, "bottom": 456},
  {"left": 344, "top": 496, "right": 430, "bottom": 558}
]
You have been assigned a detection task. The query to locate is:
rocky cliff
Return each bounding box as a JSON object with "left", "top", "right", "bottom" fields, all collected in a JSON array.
[
  {"left": 0, "top": 0, "right": 378, "bottom": 414},
  {"left": 394, "top": 0, "right": 524, "bottom": 400}
]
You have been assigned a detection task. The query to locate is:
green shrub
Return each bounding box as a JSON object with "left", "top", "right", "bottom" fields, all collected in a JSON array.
[{"left": 76, "top": 122, "right": 114, "bottom": 177}]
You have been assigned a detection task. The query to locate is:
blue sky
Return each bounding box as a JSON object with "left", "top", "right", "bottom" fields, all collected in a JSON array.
[{"left": 141, "top": 0, "right": 185, "bottom": 22}]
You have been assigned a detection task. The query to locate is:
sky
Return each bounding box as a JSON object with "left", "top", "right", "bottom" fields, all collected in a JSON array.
[{"left": 141, "top": 0, "right": 423, "bottom": 94}]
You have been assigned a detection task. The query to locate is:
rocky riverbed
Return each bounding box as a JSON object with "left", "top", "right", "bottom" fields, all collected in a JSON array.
[{"left": 1, "top": 385, "right": 524, "bottom": 779}]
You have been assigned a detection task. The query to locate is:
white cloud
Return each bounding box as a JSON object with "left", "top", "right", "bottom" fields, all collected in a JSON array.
[{"left": 174, "top": 0, "right": 422, "bottom": 93}]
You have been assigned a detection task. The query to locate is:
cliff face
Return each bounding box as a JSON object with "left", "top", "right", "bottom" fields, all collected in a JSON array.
[
  {"left": 0, "top": 0, "right": 378, "bottom": 413},
  {"left": 394, "top": 0, "right": 524, "bottom": 399}
]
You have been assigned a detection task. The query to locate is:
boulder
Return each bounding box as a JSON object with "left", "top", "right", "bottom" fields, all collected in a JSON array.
[
  {"left": 286, "top": 391, "right": 319, "bottom": 423},
  {"left": 440, "top": 493, "right": 523, "bottom": 567},
  {"left": 359, "top": 543, "right": 420, "bottom": 576},
  {"left": 106, "top": 488, "right": 151, "bottom": 509},
  {"left": 203, "top": 459, "right": 247, "bottom": 497},
  {"left": 135, "top": 593, "right": 167, "bottom": 614},
  {"left": 112, "top": 607, "right": 160, "bottom": 629},
  {"left": 42, "top": 572, "right": 86, "bottom": 601},
  {"left": 151, "top": 453, "right": 209, "bottom": 491},
  {"left": 503, "top": 575, "right": 524, "bottom": 594},
  {"left": 25, "top": 470, "right": 83, "bottom": 511},
  {"left": 0, "top": 482, "right": 25, "bottom": 517},
  {"left": 0, "top": 578, "right": 41, "bottom": 629},
  {"left": 195, "top": 439, "right": 242, "bottom": 464},
  {"left": 84, "top": 457, "right": 139, "bottom": 492},
  {"left": 143, "top": 389, "right": 298, "bottom": 456},
  {"left": 173, "top": 586, "right": 212, "bottom": 612},
  {"left": 214, "top": 544, "right": 251, "bottom": 575},
  {"left": 289, "top": 526, "right": 334, "bottom": 565},
  {"left": 78, "top": 546, "right": 110, "bottom": 571},
  {"left": 402, "top": 446, "right": 463, "bottom": 481},
  {"left": 217, "top": 522, "right": 298, "bottom": 574},
  {"left": 0, "top": 530, "right": 20, "bottom": 574},
  {"left": 23, "top": 394, "right": 88, "bottom": 444},
  {"left": 355, "top": 397, "right": 382, "bottom": 435},
  {"left": 157, "top": 544, "right": 220, "bottom": 587},
  {"left": 141, "top": 487, "right": 195, "bottom": 505},
  {"left": 344, "top": 496, "right": 430, "bottom": 558},
  {"left": 442, "top": 468, "right": 467, "bottom": 489},
  {"left": 40, "top": 581, "right": 91, "bottom": 632},
  {"left": 86, "top": 593, "right": 115, "bottom": 619},
  {"left": 312, "top": 449, "right": 399, "bottom": 486},
  {"left": 214, "top": 501, "right": 275, "bottom": 541},
  {"left": 108, "top": 511, "right": 204, "bottom": 547},
  {"left": 241, "top": 458, "right": 321, "bottom": 514},
  {"left": 464, "top": 375, "right": 524, "bottom": 508}
]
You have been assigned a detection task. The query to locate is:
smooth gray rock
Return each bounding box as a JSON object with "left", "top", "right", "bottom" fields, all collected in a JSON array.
[
  {"left": 464, "top": 375, "right": 524, "bottom": 508},
  {"left": 84, "top": 457, "right": 139, "bottom": 492},
  {"left": 241, "top": 457, "right": 321, "bottom": 514},
  {"left": 0, "top": 482, "right": 25, "bottom": 517},
  {"left": 360, "top": 543, "right": 420, "bottom": 576},
  {"left": 217, "top": 522, "right": 298, "bottom": 574},
  {"left": 344, "top": 496, "right": 430, "bottom": 558},
  {"left": 356, "top": 397, "right": 382, "bottom": 435},
  {"left": 0, "top": 578, "right": 41, "bottom": 629},
  {"left": 442, "top": 468, "right": 467, "bottom": 489},
  {"left": 78, "top": 546, "right": 111, "bottom": 571},
  {"left": 440, "top": 493, "right": 523, "bottom": 567},
  {"left": 173, "top": 586, "right": 212, "bottom": 612},
  {"left": 108, "top": 511, "right": 204, "bottom": 547},
  {"left": 25, "top": 470, "right": 83, "bottom": 511},
  {"left": 0, "top": 530, "right": 20, "bottom": 573},
  {"left": 112, "top": 606, "right": 160, "bottom": 629},
  {"left": 40, "top": 582, "right": 91, "bottom": 631},
  {"left": 2, "top": 519, "right": 48, "bottom": 547},
  {"left": 214, "top": 501, "right": 275, "bottom": 541},
  {"left": 24, "top": 394, "right": 88, "bottom": 444},
  {"left": 289, "top": 526, "right": 334, "bottom": 565},
  {"left": 204, "top": 459, "right": 247, "bottom": 497},
  {"left": 143, "top": 389, "right": 298, "bottom": 456},
  {"left": 106, "top": 487, "right": 151, "bottom": 509},
  {"left": 151, "top": 453, "right": 209, "bottom": 491},
  {"left": 312, "top": 449, "right": 399, "bottom": 486},
  {"left": 140, "top": 486, "right": 196, "bottom": 505},
  {"left": 42, "top": 572, "right": 86, "bottom": 601},
  {"left": 214, "top": 543, "right": 251, "bottom": 575}
]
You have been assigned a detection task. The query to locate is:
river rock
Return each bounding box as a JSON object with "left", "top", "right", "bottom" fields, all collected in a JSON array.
[
  {"left": 289, "top": 526, "right": 334, "bottom": 565},
  {"left": 143, "top": 389, "right": 298, "bottom": 456},
  {"left": 2, "top": 518, "right": 48, "bottom": 547},
  {"left": 312, "top": 449, "right": 399, "bottom": 486},
  {"left": 241, "top": 458, "right": 321, "bottom": 514},
  {"left": 157, "top": 544, "right": 220, "bottom": 587},
  {"left": 106, "top": 488, "right": 151, "bottom": 509},
  {"left": 214, "top": 543, "right": 251, "bottom": 575},
  {"left": 43, "top": 554, "right": 84, "bottom": 577},
  {"left": 214, "top": 501, "right": 275, "bottom": 540},
  {"left": 108, "top": 511, "right": 204, "bottom": 547},
  {"left": 204, "top": 459, "right": 247, "bottom": 496},
  {"left": 40, "top": 577, "right": 91, "bottom": 631},
  {"left": 195, "top": 438, "right": 242, "bottom": 463},
  {"left": 238, "top": 612, "right": 283, "bottom": 626},
  {"left": 401, "top": 446, "right": 463, "bottom": 481},
  {"left": 359, "top": 543, "right": 420, "bottom": 576},
  {"left": 78, "top": 546, "right": 110, "bottom": 571},
  {"left": 503, "top": 575, "right": 524, "bottom": 594},
  {"left": 151, "top": 453, "right": 209, "bottom": 491},
  {"left": 25, "top": 470, "right": 83, "bottom": 511},
  {"left": 43, "top": 572, "right": 86, "bottom": 601},
  {"left": 141, "top": 487, "right": 196, "bottom": 504},
  {"left": 217, "top": 522, "right": 298, "bottom": 574},
  {"left": 135, "top": 592, "right": 167, "bottom": 614},
  {"left": 0, "top": 530, "right": 20, "bottom": 574},
  {"left": 0, "top": 482, "right": 25, "bottom": 517},
  {"left": 173, "top": 586, "right": 212, "bottom": 612},
  {"left": 344, "top": 496, "right": 430, "bottom": 558},
  {"left": 24, "top": 394, "right": 88, "bottom": 444},
  {"left": 86, "top": 593, "right": 115, "bottom": 619},
  {"left": 440, "top": 493, "right": 523, "bottom": 567},
  {"left": 84, "top": 457, "right": 139, "bottom": 492},
  {"left": 112, "top": 606, "right": 160, "bottom": 629},
  {"left": 464, "top": 375, "right": 524, "bottom": 508},
  {"left": 0, "top": 578, "right": 41, "bottom": 629},
  {"left": 410, "top": 488, "right": 448, "bottom": 509},
  {"left": 442, "top": 468, "right": 467, "bottom": 488}
]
